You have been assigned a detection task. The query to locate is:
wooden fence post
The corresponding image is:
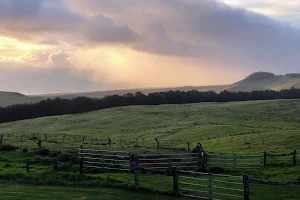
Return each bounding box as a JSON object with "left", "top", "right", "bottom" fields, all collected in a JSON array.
[
  {"left": 263, "top": 151, "right": 267, "bottom": 167},
  {"left": 131, "top": 162, "right": 139, "bottom": 188},
  {"left": 155, "top": 138, "right": 160, "bottom": 148},
  {"left": 243, "top": 175, "right": 250, "bottom": 200},
  {"left": 108, "top": 137, "right": 111, "bottom": 146},
  {"left": 82, "top": 136, "right": 86, "bottom": 144},
  {"left": 53, "top": 158, "right": 58, "bottom": 171},
  {"left": 20, "top": 135, "right": 23, "bottom": 151},
  {"left": 233, "top": 154, "right": 236, "bottom": 171},
  {"left": 293, "top": 150, "right": 297, "bottom": 165},
  {"left": 187, "top": 141, "right": 190, "bottom": 151},
  {"left": 208, "top": 173, "right": 212, "bottom": 200},
  {"left": 80, "top": 157, "right": 83, "bottom": 175},
  {"left": 37, "top": 140, "right": 42, "bottom": 151},
  {"left": 26, "top": 159, "right": 29, "bottom": 173},
  {"left": 0, "top": 135, "right": 3, "bottom": 148},
  {"left": 171, "top": 166, "right": 179, "bottom": 194}
]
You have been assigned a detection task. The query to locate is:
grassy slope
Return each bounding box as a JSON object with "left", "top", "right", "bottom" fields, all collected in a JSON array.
[{"left": 1, "top": 99, "right": 300, "bottom": 153}]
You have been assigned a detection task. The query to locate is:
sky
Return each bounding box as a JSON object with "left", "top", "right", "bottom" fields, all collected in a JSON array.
[{"left": 0, "top": 0, "right": 300, "bottom": 94}]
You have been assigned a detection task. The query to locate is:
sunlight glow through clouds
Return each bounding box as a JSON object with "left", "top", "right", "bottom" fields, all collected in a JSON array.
[{"left": 0, "top": 0, "right": 300, "bottom": 93}]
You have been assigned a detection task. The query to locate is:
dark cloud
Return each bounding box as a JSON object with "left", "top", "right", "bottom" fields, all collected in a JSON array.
[
  {"left": 0, "top": 0, "right": 137, "bottom": 44},
  {"left": 67, "top": 0, "right": 300, "bottom": 72}
]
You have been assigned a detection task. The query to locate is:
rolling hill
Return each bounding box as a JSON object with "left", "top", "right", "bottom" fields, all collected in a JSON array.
[
  {"left": 1, "top": 71, "right": 300, "bottom": 107},
  {"left": 221, "top": 72, "right": 300, "bottom": 92}
]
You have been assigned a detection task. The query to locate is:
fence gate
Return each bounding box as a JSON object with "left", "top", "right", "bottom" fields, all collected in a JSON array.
[{"left": 179, "top": 170, "right": 249, "bottom": 200}]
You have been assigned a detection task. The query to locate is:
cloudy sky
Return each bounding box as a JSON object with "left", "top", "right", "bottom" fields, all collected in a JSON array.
[{"left": 0, "top": 0, "right": 300, "bottom": 94}]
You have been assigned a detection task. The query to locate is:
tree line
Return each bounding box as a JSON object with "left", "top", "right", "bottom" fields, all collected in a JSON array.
[{"left": 1, "top": 88, "right": 300, "bottom": 123}]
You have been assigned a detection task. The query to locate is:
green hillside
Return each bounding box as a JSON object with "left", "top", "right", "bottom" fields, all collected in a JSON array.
[{"left": 1, "top": 99, "right": 300, "bottom": 155}]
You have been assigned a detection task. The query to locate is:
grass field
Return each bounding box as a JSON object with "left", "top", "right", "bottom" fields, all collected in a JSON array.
[
  {"left": 0, "top": 99, "right": 300, "bottom": 199},
  {"left": 1, "top": 99, "right": 300, "bottom": 153},
  {"left": 0, "top": 184, "right": 183, "bottom": 200}
]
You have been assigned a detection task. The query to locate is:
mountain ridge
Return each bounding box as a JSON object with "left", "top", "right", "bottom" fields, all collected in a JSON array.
[{"left": 1, "top": 71, "right": 300, "bottom": 107}]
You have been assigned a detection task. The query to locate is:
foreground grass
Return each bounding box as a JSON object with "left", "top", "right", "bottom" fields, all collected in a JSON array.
[{"left": 0, "top": 184, "right": 182, "bottom": 200}]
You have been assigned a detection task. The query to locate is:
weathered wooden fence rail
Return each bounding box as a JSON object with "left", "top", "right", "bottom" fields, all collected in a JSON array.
[
  {"left": 138, "top": 152, "right": 199, "bottom": 172},
  {"left": 77, "top": 148, "right": 131, "bottom": 172},
  {"left": 249, "top": 178, "right": 300, "bottom": 185},
  {"left": 205, "top": 153, "right": 262, "bottom": 170},
  {"left": 263, "top": 150, "right": 297, "bottom": 166}
]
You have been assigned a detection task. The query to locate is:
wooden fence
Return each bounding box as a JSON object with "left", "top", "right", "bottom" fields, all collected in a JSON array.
[
  {"left": 138, "top": 152, "right": 199, "bottom": 172},
  {"left": 205, "top": 153, "right": 262, "bottom": 170},
  {"left": 77, "top": 148, "right": 131, "bottom": 172},
  {"left": 155, "top": 138, "right": 191, "bottom": 150},
  {"left": 177, "top": 169, "right": 249, "bottom": 200},
  {"left": 25, "top": 158, "right": 79, "bottom": 172},
  {"left": 263, "top": 150, "right": 297, "bottom": 166}
]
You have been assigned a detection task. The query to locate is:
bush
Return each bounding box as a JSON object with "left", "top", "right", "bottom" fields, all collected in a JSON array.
[
  {"left": 58, "top": 153, "right": 77, "bottom": 162},
  {"left": 22, "top": 148, "right": 28, "bottom": 152},
  {"left": 0, "top": 144, "right": 18, "bottom": 151},
  {"left": 49, "top": 151, "right": 60, "bottom": 158},
  {"left": 209, "top": 167, "right": 225, "bottom": 174},
  {"left": 37, "top": 148, "right": 50, "bottom": 156}
]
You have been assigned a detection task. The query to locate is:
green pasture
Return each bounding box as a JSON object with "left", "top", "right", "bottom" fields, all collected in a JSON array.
[{"left": 0, "top": 99, "right": 300, "bottom": 199}]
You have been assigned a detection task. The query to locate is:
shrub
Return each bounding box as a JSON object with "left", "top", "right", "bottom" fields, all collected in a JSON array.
[
  {"left": 49, "top": 151, "right": 60, "bottom": 158},
  {"left": 22, "top": 148, "right": 28, "bottom": 152},
  {"left": 37, "top": 148, "right": 50, "bottom": 156},
  {"left": 58, "top": 153, "right": 77, "bottom": 162},
  {"left": 0, "top": 144, "right": 18, "bottom": 151},
  {"left": 209, "top": 167, "right": 225, "bottom": 174}
]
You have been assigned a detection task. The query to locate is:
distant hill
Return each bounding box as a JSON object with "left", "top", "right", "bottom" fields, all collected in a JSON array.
[
  {"left": 0, "top": 91, "right": 45, "bottom": 107},
  {"left": 221, "top": 72, "right": 300, "bottom": 92},
  {"left": 1, "top": 71, "right": 300, "bottom": 107},
  {"left": 35, "top": 85, "right": 225, "bottom": 99}
]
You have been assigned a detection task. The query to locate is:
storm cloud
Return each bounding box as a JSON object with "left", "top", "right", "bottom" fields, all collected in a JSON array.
[{"left": 1, "top": 0, "right": 300, "bottom": 93}]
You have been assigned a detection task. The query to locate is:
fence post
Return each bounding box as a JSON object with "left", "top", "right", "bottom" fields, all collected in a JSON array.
[
  {"left": 243, "top": 175, "right": 250, "bottom": 200},
  {"left": 208, "top": 173, "right": 212, "bottom": 200},
  {"left": 80, "top": 157, "right": 83, "bottom": 175},
  {"left": 26, "top": 159, "right": 29, "bottom": 173},
  {"left": 233, "top": 154, "right": 236, "bottom": 171},
  {"left": 293, "top": 150, "right": 297, "bottom": 165},
  {"left": 263, "top": 151, "right": 267, "bottom": 167},
  {"left": 108, "top": 137, "right": 111, "bottom": 146},
  {"left": 155, "top": 138, "right": 160, "bottom": 148},
  {"left": 187, "top": 141, "right": 190, "bottom": 151},
  {"left": 171, "top": 166, "right": 179, "bottom": 194},
  {"left": 0, "top": 135, "right": 3, "bottom": 148},
  {"left": 20, "top": 135, "right": 23, "bottom": 151},
  {"left": 131, "top": 162, "right": 139, "bottom": 188},
  {"left": 82, "top": 136, "right": 86, "bottom": 144},
  {"left": 53, "top": 158, "right": 58, "bottom": 171},
  {"left": 37, "top": 140, "right": 42, "bottom": 151}
]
